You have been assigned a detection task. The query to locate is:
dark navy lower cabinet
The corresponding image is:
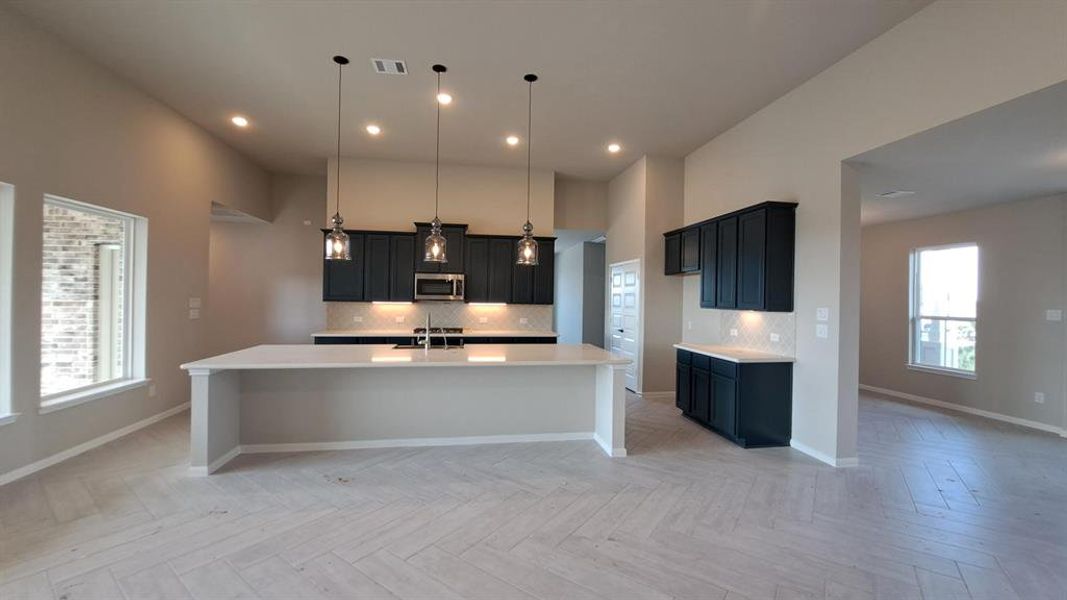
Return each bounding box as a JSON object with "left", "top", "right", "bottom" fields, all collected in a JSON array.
[
  {"left": 315, "top": 336, "right": 557, "bottom": 345},
  {"left": 674, "top": 349, "right": 792, "bottom": 448}
]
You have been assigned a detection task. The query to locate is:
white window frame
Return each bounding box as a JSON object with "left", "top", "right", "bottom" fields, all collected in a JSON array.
[
  {"left": 907, "top": 242, "right": 978, "bottom": 380},
  {"left": 39, "top": 194, "right": 148, "bottom": 413},
  {"left": 0, "top": 182, "right": 15, "bottom": 426}
]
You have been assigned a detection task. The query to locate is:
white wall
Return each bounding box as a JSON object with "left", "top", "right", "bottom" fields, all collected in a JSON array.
[
  {"left": 0, "top": 6, "right": 270, "bottom": 478},
  {"left": 554, "top": 241, "right": 606, "bottom": 346},
  {"left": 555, "top": 177, "right": 608, "bottom": 231},
  {"left": 681, "top": 0, "right": 1067, "bottom": 463},
  {"left": 861, "top": 194, "right": 1067, "bottom": 431},
  {"left": 207, "top": 175, "right": 326, "bottom": 356},
  {"left": 328, "top": 157, "right": 554, "bottom": 235}
]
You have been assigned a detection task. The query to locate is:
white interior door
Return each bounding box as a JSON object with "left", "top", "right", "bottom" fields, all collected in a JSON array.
[{"left": 609, "top": 260, "right": 641, "bottom": 392}]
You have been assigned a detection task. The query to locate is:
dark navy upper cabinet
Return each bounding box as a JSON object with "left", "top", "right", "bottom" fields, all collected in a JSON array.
[
  {"left": 716, "top": 216, "right": 738, "bottom": 309},
  {"left": 664, "top": 227, "right": 700, "bottom": 275},
  {"left": 464, "top": 238, "right": 490, "bottom": 303},
  {"left": 487, "top": 238, "right": 513, "bottom": 304},
  {"left": 671, "top": 201, "right": 796, "bottom": 312},
  {"left": 322, "top": 232, "right": 365, "bottom": 302},
  {"left": 363, "top": 234, "right": 392, "bottom": 301},
  {"left": 532, "top": 239, "right": 555, "bottom": 305},
  {"left": 415, "top": 223, "right": 466, "bottom": 274},
  {"left": 389, "top": 234, "right": 415, "bottom": 301},
  {"left": 681, "top": 228, "right": 700, "bottom": 272}
]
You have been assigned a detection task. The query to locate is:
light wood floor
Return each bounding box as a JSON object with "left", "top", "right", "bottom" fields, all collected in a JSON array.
[{"left": 1, "top": 392, "right": 1065, "bottom": 600}]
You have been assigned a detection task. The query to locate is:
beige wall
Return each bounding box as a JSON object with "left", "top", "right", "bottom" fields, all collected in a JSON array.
[
  {"left": 605, "top": 156, "right": 684, "bottom": 393},
  {"left": 681, "top": 0, "right": 1067, "bottom": 462},
  {"left": 0, "top": 6, "right": 270, "bottom": 478},
  {"left": 555, "top": 177, "right": 608, "bottom": 231},
  {"left": 861, "top": 194, "right": 1067, "bottom": 431},
  {"left": 328, "top": 157, "right": 553, "bottom": 235},
  {"left": 207, "top": 175, "right": 326, "bottom": 356}
]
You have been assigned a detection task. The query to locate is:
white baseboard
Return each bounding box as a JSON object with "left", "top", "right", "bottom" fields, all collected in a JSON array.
[
  {"left": 0, "top": 402, "right": 190, "bottom": 486},
  {"left": 639, "top": 391, "right": 675, "bottom": 402},
  {"left": 593, "top": 432, "right": 627, "bottom": 457},
  {"left": 189, "top": 445, "right": 241, "bottom": 476},
  {"left": 859, "top": 384, "right": 1067, "bottom": 438},
  {"left": 789, "top": 439, "right": 858, "bottom": 468}
]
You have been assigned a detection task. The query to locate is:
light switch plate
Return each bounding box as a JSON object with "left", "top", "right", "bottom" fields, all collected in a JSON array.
[
  {"left": 148, "top": 384, "right": 156, "bottom": 398},
  {"left": 479, "top": 317, "right": 489, "bottom": 324},
  {"left": 395, "top": 316, "right": 405, "bottom": 323},
  {"left": 188, "top": 308, "right": 200, "bottom": 320},
  {"left": 687, "top": 321, "right": 693, "bottom": 330},
  {"left": 816, "top": 307, "right": 829, "bottom": 322},
  {"left": 729, "top": 328, "right": 738, "bottom": 337},
  {"left": 353, "top": 316, "right": 363, "bottom": 323},
  {"left": 519, "top": 317, "right": 529, "bottom": 325},
  {"left": 188, "top": 297, "right": 201, "bottom": 309},
  {"left": 770, "top": 333, "right": 780, "bottom": 342},
  {"left": 1046, "top": 309, "right": 1062, "bottom": 322},
  {"left": 1034, "top": 392, "right": 1046, "bottom": 404},
  {"left": 815, "top": 323, "right": 829, "bottom": 339}
]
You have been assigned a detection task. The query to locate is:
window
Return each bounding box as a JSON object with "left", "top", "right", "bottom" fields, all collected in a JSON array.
[
  {"left": 40, "top": 195, "right": 147, "bottom": 411},
  {"left": 0, "top": 182, "right": 13, "bottom": 424},
  {"left": 909, "top": 243, "right": 978, "bottom": 377}
]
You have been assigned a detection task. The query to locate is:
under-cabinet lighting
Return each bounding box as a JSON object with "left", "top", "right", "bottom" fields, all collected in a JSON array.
[
  {"left": 469, "top": 302, "right": 507, "bottom": 307},
  {"left": 468, "top": 355, "right": 506, "bottom": 363},
  {"left": 372, "top": 355, "right": 413, "bottom": 363},
  {"left": 372, "top": 301, "right": 413, "bottom": 305}
]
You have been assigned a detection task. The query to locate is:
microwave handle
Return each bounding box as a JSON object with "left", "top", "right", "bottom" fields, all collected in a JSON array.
[{"left": 455, "top": 279, "right": 464, "bottom": 297}]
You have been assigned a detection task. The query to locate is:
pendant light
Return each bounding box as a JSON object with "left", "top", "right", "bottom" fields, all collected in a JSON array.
[
  {"left": 325, "top": 55, "right": 352, "bottom": 261},
  {"left": 423, "top": 64, "right": 448, "bottom": 263},
  {"left": 516, "top": 73, "right": 539, "bottom": 266}
]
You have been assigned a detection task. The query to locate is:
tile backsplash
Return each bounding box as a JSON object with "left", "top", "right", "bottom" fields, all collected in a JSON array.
[
  {"left": 326, "top": 302, "right": 554, "bottom": 332},
  {"left": 686, "top": 309, "right": 796, "bottom": 356}
]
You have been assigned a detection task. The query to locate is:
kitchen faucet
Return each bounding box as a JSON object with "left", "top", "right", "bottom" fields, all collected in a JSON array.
[{"left": 418, "top": 314, "right": 447, "bottom": 350}]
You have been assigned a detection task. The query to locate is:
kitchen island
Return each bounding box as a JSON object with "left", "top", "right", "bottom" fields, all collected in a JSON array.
[{"left": 180, "top": 344, "right": 629, "bottom": 474}]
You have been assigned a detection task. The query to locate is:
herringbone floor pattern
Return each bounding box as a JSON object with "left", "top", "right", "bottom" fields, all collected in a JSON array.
[{"left": 1, "top": 392, "right": 1065, "bottom": 599}]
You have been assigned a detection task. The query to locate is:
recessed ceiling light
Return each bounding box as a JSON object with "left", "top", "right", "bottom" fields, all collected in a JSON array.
[
  {"left": 230, "top": 115, "right": 249, "bottom": 128},
  {"left": 607, "top": 143, "right": 621, "bottom": 154},
  {"left": 505, "top": 135, "right": 520, "bottom": 146},
  {"left": 366, "top": 124, "right": 382, "bottom": 136},
  {"left": 436, "top": 92, "right": 453, "bottom": 105}
]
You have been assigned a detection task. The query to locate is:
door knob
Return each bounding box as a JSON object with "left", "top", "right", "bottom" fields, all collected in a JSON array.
[{"left": 616, "top": 328, "right": 624, "bottom": 333}]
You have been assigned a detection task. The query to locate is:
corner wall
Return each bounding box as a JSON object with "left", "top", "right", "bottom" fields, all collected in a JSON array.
[
  {"left": 0, "top": 6, "right": 270, "bottom": 479},
  {"left": 681, "top": 0, "right": 1067, "bottom": 463}
]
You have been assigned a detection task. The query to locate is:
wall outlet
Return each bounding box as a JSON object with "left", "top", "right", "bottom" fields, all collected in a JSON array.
[
  {"left": 303, "top": 220, "right": 312, "bottom": 226},
  {"left": 1034, "top": 392, "right": 1046, "bottom": 404},
  {"left": 816, "top": 307, "right": 829, "bottom": 322},
  {"left": 188, "top": 308, "right": 200, "bottom": 320},
  {"left": 148, "top": 384, "right": 156, "bottom": 398},
  {"left": 687, "top": 321, "right": 693, "bottom": 330},
  {"left": 729, "top": 328, "right": 738, "bottom": 337},
  {"left": 479, "top": 316, "right": 488, "bottom": 324},
  {"left": 395, "top": 316, "right": 405, "bottom": 323},
  {"left": 770, "top": 333, "right": 780, "bottom": 343},
  {"left": 519, "top": 317, "right": 529, "bottom": 325},
  {"left": 188, "top": 297, "right": 201, "bottom": 309},
  {"left": 352, "top": 316, "right": 363, "bottom": 323},
  {"left": 1046, "top": 309, "right": 1063, "bottom": 322},
  {"left": 815, "top": 323, "right": 829, "bottom": 339}
]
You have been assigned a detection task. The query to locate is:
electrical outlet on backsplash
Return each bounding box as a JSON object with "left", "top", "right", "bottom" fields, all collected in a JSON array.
[
  {"left": 325, "top": 303, "right": 554, "bottom": 332},
  {"left": 717, "top": 311, "right": 796, "bottom": 355}
]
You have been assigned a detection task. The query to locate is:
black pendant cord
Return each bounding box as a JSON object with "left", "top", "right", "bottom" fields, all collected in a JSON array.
[
  {"left": 525, "top": 77, "right": 532, "bottom": 225},
  {"left": 333, "top": 56, "right": 347, "bottom": 218},
  {"left": 435, "top": 69, "right": 441, "bottom": 221}
]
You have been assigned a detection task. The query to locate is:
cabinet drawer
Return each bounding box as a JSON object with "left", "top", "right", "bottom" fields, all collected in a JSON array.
[
  {"left": 709, "top": 357, "right": 737, "bottom": 379},
  {"left": 691, "top": 353, "right": 711, "bottom": 371},
  {"left": 676, "top": 349, "right": 692, "bottom": 365}
]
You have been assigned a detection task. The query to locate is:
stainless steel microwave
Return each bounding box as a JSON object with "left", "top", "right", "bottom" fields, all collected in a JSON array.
[{"left": 414, "top": 273, "right": 465, "bottom": 301}]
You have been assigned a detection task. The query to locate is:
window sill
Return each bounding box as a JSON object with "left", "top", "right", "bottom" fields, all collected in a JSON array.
[
  {"left": 906, "top": 364, "right": 976, "bottom": 380},
  {"left": 39, "top": 378, "right": 150, "bottom": 415},
  {"left": 0, "top": 413, "right": 20, "bottom": 427}
]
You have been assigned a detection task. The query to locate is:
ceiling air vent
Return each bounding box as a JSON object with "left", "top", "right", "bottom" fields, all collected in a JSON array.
[
  {"left": 877, "top": 190, "right": 917, "bottom": 199},
  {"left": 371, "top": 58, "right": 407, "bottom": 75}
]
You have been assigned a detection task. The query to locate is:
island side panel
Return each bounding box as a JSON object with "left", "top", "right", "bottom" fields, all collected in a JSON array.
[
  {"left": 189, "top": 369, "right": 241, "bottom": 475},
  {"left": 595, "top": 364, "right": 628, "bottom": 457},
  {"left": 237, "top": 366, "right": 597, "bottom": 448}
]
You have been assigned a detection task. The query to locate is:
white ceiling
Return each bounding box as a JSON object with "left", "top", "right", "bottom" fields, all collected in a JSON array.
[
  {"left": 852, "top": 81, "right": 1067, "bottom": 225},
  {"left": 8, "top": 0, "right": 929, "bottom": 180}
]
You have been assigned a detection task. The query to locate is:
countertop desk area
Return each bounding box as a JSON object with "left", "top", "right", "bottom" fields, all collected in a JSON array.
[{"left": 181, "top": 344, "right": 630, "bottom": 474}]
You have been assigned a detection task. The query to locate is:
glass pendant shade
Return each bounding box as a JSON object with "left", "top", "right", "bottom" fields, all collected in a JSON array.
[
  {"left": 516, "top": 221, "right": 539, "bottom": 266},
  {"left": 424, "top": 217, "right": 447, "bottom": 263},
  {"left": 324, "top": 213, "right": 351, "bottom": 260}
]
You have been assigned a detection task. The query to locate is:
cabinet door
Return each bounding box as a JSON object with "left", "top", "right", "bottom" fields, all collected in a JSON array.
[
  {"left": 465, "top": 238, "right": 489, "bottom": 303},
  {"left": 389, "top": 235, "right": 415, "bottom": 301},
  {"left": 322, "top": 233, "right": 365, "bottom": 301},
  {"left": 440, "top": 226, "right": 466, "bottom": 274},
  {"left": 364, "top": 234, "right": 391, "bottom": 301},
  {"left": 716, "top": 217, "right": 738, "bottom": 308},
  {"left": 487, "top": 238, "right": 513, "bottom": 303},
  {"left": 699, "top": 223, "right": 717, "bottom": 308},
  {"left": 664, "top": 233, "right": 681, "bottom": 275},
  {"left": 533, "top": 239, "right": 555, "bottom": 305},
  {"left": 737, "top": 209, "right": 767, "bottom": 310},
  {"left": 710, "top": 373, "right": 738, "bottom": 438},
  {"left": 512, "top": 247, "right": 534, "bottom": 305},
  {"left": 681, "top": 228, "right": 700, "bottom": 272},
  {"left": 676, "top": 362, "right": 692, "bottom": 413},
  {"left": 690, "top": 367, "right": 711, "bottom": 423}
]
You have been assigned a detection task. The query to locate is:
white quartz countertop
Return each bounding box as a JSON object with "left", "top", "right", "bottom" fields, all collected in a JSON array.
[
  {"left": 312, "top": 329, "right": 559, "bottom": 338},
  {"left": 182, "top": 343, "right": 627, "bottom": 371},
  {"left": 673, "top": 343, "right": 795, "bottom": 364}
]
